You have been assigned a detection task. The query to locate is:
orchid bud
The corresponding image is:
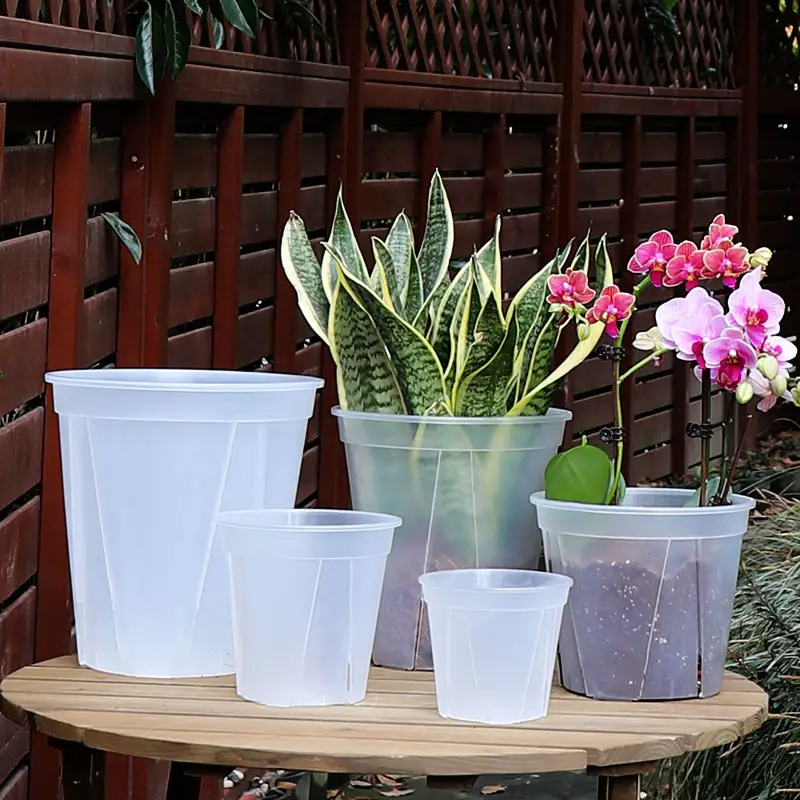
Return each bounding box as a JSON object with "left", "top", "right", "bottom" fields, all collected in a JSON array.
[
  {"left": 770, "top": 375, "right": 788, "bottom": 397},
  {"left": 749, "top": 247, "right": 773, "bottom": 270},
  {"left": 577, "top": 321, "right": 591, "bottom": 342},
  {"left": 792, "top": 386, "right": 800, "bottom": 406},
  {"left": 757, "top": 354, "right": 780, "bottom": 381},
  {"left": 735, "top": 381, "right": 754, "bottom": 405}
]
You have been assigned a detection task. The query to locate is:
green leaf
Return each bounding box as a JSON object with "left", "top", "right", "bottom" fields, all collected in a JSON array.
[
  {"left": 209, "top": 12, "right": 224, "bottom": 48},
  {"left": 455, "top": 314, "right": 518, "bottom": 416},
  {"left": 521, "top": 313, "right": 559, "bottom": 399},
  {"left": 135, "top": 2, "right": 166, "bottom": 95},
  {"left": 429, "top": 264, "right": 471, "bottom": 363},
  {"left": 337, "top": 264, "right": 450, "bottom": 415},
  {"left": 474, "top": 215, "right": 502, "bottom": 301},
  {"left": 453, "top": 264, "right": 483, "bottom": 389},
  {"left": 371, "top": 237, "right": 402, "bottom": 313},
  {"left": 219, "top": 0, "right": 257, "bottom": 37},
  {"left": 683, "top": 475, "right": 727, "bottom": 507},
  {"left": 164, "top": 0, "right": 190, "bottom": 79},
  {"left": 280, "top": 212, "right": 330, "bottom": 344},
  {"left": 101, "top": 213, "right": 142, "bottom": 265},
  {"left": 508, "top": 234, "right": 615, "bottom": 416},
  {"left": 329, "top": 279, "right": 406, "bottom": 414},
  {"left": 606, "top": 468, "right": 627, "bottom": 505},
  {"left": 417, "top": 169, "right": 454, "bottom": 301},
  {"left": 571, "top": 229, "right": 592, "bottom": 275},
  {"left": 322, "top": 188, "right": 369, "bottom": 289},
  {"left": 406, "top": 252, "right": 425, "bottom": 326},
  {"left": 183, "top": 0, "right": 202, "bottom": 15},
  {"left": 545, "top": 444, "right": 614, "bottom": 504},
  {"left": 385, "top": 212, "right": 414, "bottom": 308}
]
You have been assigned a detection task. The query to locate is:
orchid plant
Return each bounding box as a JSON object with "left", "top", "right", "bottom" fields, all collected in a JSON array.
[{"left": 544, "top": 214, "right": 799, "bottom": 508}]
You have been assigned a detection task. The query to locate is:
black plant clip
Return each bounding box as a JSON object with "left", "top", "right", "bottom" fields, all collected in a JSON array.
[
  {"left": 597, "top": 344, "right": 625, "bottom": 362},
  {"left": 599, "top": 426, "right": 625, "bottom": 444},
  {"left": 685, "top": 422, "right": 714, "bottom": 440}
]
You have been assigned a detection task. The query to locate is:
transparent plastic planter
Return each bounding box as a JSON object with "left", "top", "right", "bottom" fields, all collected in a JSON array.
[
  {"left": 219, "top": 509, "right": 400, "bottom": 707},
  {"left": 46, "top": 368, "right": 323, "bottom": 678},
  {"left": 420, "top": 569, "right": 572, "bottom": 724},
  {"left": 531, "top": 488, "right": 755, "bottom": 700},
  {"left": 334, "top": 406, "right": 571, "bottom": 670}
]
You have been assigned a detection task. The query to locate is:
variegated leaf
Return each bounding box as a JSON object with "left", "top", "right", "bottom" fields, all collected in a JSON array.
[
  {"left": 474, "top": 215, "right": 502, "bottom": 300},
  {"left": 329, "top": 279, "right": 406, "bottom": 414},
  {"left": 338, "top": 266, "right": 451, "bottom": 415},
  {"left": 521, "top": 312, "right": 559, "bottom": 397},
  {"left": 507, "top": 233, "right": 615, "bottom": 416},
  {"left": 406, "top": 251, "right": 425, "bottom": 327},
  {"left": 452, "top": 292, "right": 507, "bottom": 409},
  {"left": 280, "top": 211, "right": 330, "bottom": 344},
  {"left": 322, "top": 188, "right": 369, "bottom": 286},
  {"left": 453, "top": 263, "right": 483, "bottom": 389},
  {"left": 443, "top": 274, "right": 473, "bottom": 385},
  {"left": 430, "top": 265, "right": 471, "bottom": 363},
  {"left": 455, "top": 315, "right": 519, "bottom": 416},
  {"left": 417, "top": 169, "right": 454, "bottom": 301},
  {"left": 372, "top": 237, "right": 402, "bottom": 313},
  {"left": 385, "top": 212, "right": 414, "bottom": 306},
  {"left": 571, "top": 229, "right": 592, "bottom": 276}
]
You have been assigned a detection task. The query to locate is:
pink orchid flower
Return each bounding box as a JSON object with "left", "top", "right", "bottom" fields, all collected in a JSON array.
[
  {"left": 727, "top": 268, "right": 784, "bottom": 349},
  {"left": 700, "top": 214, "right": 739, "bottom": 250},
  {"left": 655, "top": 287, "right": 724, "bottom": 351},
  {"left": 703, "top": 329, "right": 758, "bottom": 391},
  {"left": 627, "top": 230, "right": 677, "bottom": 287},
  {"left": 547, "top": 268, "right": 596, "bottom": 309},
  {"left": 663, "top": 240, "right": 705, "bottom": 290},
  {"left": 762, "top": 335, "right": 798, "bottom": 367},
  {"left": 586, "top": 284, "right": 635, "bottom": 339},
  {"left": 747, "top": 369, "right": 793, "bottom": 411},
  {"left": 701, "top": 240, "right": 750, "bottom": 288},
  {"left": 671, "top": 308, "right": 727, "bottom": 369}
]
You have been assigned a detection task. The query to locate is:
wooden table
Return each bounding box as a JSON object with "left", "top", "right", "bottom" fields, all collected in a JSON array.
[{"left": 0, "top": 656, "right": 767, "bottom": 800}]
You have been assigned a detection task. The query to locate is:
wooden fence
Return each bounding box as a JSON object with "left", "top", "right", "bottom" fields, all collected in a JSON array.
[{"left": 0, "top": 1, "right": 797, "bottom": 799}]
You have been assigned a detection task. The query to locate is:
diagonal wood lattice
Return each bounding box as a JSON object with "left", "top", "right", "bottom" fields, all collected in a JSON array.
[
  {"left": 365, "top": 0, "right": 558, "bottom": 82},
  {"left": 759, "top": 1, "right": 800, "bottom": 88},
  {"left": 583, "top": 0, "right": 736, "bottom": 88}
]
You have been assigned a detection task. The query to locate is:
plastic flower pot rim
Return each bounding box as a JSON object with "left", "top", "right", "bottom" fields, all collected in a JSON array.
[
  {"left": 216, "top": 508, "right": 402, "bottom": 533},
  {"left": 332, "top": 406, "right": 573, "bottom": 426},
  {"left": 46, "top": 369, "right": 324, "bottom": 393},
  {"left": 419, "top": 568, "right": 573, "bottom": 595},
  {"left": 531, "top": 487, "right": 755, "bottom": 536}
]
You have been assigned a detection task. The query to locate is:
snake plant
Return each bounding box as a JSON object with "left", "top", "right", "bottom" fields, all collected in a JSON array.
[{"left": 280, "top": 170, "right": 613, "bottom": 417}]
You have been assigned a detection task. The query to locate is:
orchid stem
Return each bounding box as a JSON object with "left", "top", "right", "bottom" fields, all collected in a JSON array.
[
  {"left": 719, "top": 409, "right": 754, "bottom": 503},
  {"left": 699, "top": 370, "right": 712, "bottom": 506},
  {"left": 715, "top": 393, "right": 737, "bottom": 502},
  {"left": 610, "top": 357, "right": 624, "bottom": 504},
  {"left": 617, "top": 351, "right": 662, "bottom": 385}
]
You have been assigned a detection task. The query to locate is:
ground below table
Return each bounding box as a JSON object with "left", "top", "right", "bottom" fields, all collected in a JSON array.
[{"left": 0, "top": 655, "right": 767, "bottom": 779}]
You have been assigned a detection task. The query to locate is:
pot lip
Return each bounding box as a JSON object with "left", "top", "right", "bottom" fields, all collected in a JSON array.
[
  {"left": 46, "top": 369, "right": 324, "bottom": 393},
  {"left": 530, "top": 486, "right": 756, "bottom": 515},
  {"left": 216, "top": 508, "right": 402, "bottom": 532},
  {"left": 332, "top": 406, "right": 573, "bottom": 424},
  {"left": 419, "top": 568, "right": 573, "bottom": 594}
]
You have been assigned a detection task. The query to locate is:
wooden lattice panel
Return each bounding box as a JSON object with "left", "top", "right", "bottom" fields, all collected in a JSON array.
[
  {"left": 366, "top": 0, "right": 557, "bottom": 82},
  {"left": 583, "top": 0, "right": 736, "bottom": 88},
  {"left": 760, "top": 1, "right": 800, "bottom": 88}
]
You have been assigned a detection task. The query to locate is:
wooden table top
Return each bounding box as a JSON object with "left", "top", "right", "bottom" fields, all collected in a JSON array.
[{"left": 0, "top": 656, "right": 767, "bottom": 776}]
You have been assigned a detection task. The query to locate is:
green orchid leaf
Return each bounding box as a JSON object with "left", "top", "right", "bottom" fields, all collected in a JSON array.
[
  {"left": 101, "top": 212, "right": 142, "bottom": 265},
  {"left": 417, "top": 169, "right": 454, "bottom": 301},
  {"left": 455, "top": 312, "right": 517, "bottom": 416},
  {"left": 372, "top": 237, "right": 402, "bottom": 313},
  {"left": 329, "top": 279, "right": 406, "bottom": 414},
  {"left": 683, "top": 475, "right": 727, "bottom": 507},
  {"left": 321, "top": 187, "right": 369, "bottom": 293},
  {"left": 164, "top": 0, "right": 190, "bottom": 79},
  {"left": 474, "top": 215, "right": 502, "bottom": 301},
  {"left": 545, "top": 444, "right": 613, "bottom": 504},
  {"left": 606, "top": 468, "right": 627, "bottom": 505},
  {"left": 385, "top": 212, "right": 414, "bottom": 308},
  {"left": 337, "top": 264, "right": 450, "bottom": 415},
  {"left": 280, "top": 211, "right": 330, "bottom": 344},
  {"left": 508, "top": 234, "right": 615, "bottom": 416}
]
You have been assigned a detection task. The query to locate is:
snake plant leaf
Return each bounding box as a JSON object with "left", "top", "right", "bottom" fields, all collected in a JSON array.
[
  {"left": 329, "top": 279, "right": 406, "bottom": 414},
  {"left": 443, "top": 272, "right": 473, "bottom": 385},
  {"left": 337, "top": 265, "right": 451, "bottom": 415},
  {"left": 571, "top": 229, "right": 592, "bottom": 275},
  {"left": 372, "top": 237, "right": 402, "bottom": 313},
  {"left": 474, "top": 215, "right": 502, "bottom": 301},
  {"left": 452, "top": 291, "right": 507, "bottom": 409},
  {"left": 406, "top": 251, "right": 425, "bottom": 328},
  {"left": 430, "top": 264, "right": 471, "bottom": 363},
  {"left": 321, "top": 187, "right": 369, "bottom": 289},
  {"left": 417, "top": 169, "right": 454, "bottom": 301},
  {"left": 385, "top": 212, "right": 414, "bottom": 307},
  {"left": 454, "top": 263, "right": 483, "bottom": 389},
  {"left": 507, "top": 234, "right": 615, "bottom": 417},
  {"left": 455, "top": 314, "right": 519, "bottom": 416},
  {"left": 280, "top": 211, "right": 330, "bottom": 344}
]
